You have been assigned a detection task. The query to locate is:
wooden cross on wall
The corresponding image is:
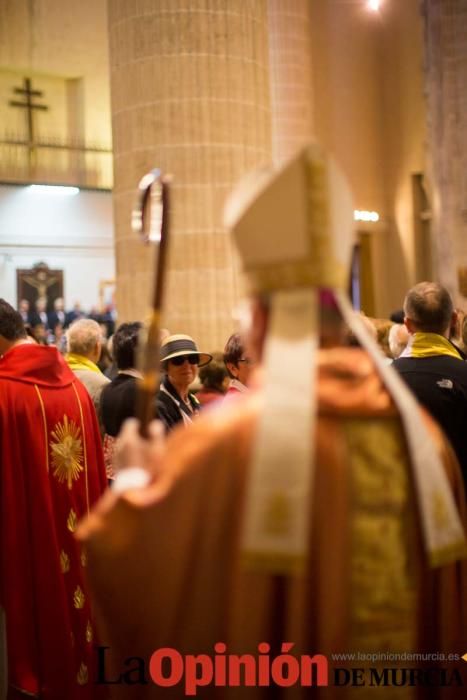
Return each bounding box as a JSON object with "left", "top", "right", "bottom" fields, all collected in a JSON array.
[{"left": 9, "top": 77, "right": 48, "bottom": 146}]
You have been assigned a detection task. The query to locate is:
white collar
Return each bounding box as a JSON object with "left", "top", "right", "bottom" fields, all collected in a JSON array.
[
  {"left": 118, "top": 369, "right": 143, "bottom": 379},
  {"left": 230, "top": 378, "right": 249, "bottom": 393}
]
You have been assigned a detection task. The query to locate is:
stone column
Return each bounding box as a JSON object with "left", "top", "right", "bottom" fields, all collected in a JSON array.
[
  {"left": 267, "top": 0, "right": 314, "bottom": 164},
  {"left": 108, "top": 0, "right": 272, "bottom": 350},
  {"left": 423, "top": 0, "right": 467, "bottom": 302}
]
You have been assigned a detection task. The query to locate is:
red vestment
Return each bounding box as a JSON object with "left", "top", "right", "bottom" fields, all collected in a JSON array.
[{"left": 0, "top": 344, "right": 107, "bottom": 700}]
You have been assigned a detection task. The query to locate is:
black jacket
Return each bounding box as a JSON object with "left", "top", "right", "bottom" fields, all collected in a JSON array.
[
  {"left": 100, "top": 373, "right": 138, "bottom": 437},
  {"left": 394, "top": 354, "right": 467, "bottom": 490},
  {"left": 156, "top": 376, "right": 199, "bottom": 433}
]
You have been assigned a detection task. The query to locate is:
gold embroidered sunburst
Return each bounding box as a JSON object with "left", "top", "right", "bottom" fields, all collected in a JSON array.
[
  {"left": 50, "top": 415, "right": 84, "bottom": 489},
  {"left": 67, "top": 509, "right": 78, "bottom": 533},
  {"left": 73, "top": 585, "right": 85, "bottom": 609},
  {"left": 77, "top": 663, "right": 88, "bottom": 685},
  {"left": 60, "top": 550, "right": 70, "bottom": 574}
]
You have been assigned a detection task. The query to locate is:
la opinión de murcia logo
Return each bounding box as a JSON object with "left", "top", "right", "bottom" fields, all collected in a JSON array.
[
  {"left": 95, "top": 644, "right": 465, "bottom": 695},
  {"left": 97, "top": 643, "right": 328, "bottom": 694}
]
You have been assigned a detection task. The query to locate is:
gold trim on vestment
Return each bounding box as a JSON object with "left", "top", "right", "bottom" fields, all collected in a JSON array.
[
  {"left": 86, "top": 621, "right": 93, "bottom": 643},
  {"left": 77, "top": 663, "right": 88, "bottom": 685},
  {"left": 60, "top": 550, "right": 70, "bottom": 574},
  {"left": 67, "top": 509, "right": 78, "bottom": 533},
  {"left": 240, "top": 551, "right": 305, "bottom": 576},
  {"left": 73, "top": 585, "right": 85, "bottom": 609},
  {"left": 34, "top": 384, "right": 49, "bottom": 473},
  {"left": 346, "top": 418, "right": 417, "bottom": 660},
  {"left": 430, "top": 540, "right": 467, "bottom": 567},
  {"left": 72, "top": 382, "right": 90, "bottom": 513}
]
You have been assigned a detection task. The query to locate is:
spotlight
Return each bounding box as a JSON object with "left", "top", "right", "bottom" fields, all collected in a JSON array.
[{"left": 367, "top": 0, "right": 382, "bottom": 11}]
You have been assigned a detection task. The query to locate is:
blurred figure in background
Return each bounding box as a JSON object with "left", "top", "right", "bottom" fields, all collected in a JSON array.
[
  {"left": 65, "top": 319, "right": 109, "bottom": 428},
  {"left": 30, "top": 296, "right": 49, "bottom": 331},
  {"left": 17, "top": 299, "right": 30, "bottom": 325},
  {"left": 196, "top": 351, "right": 229, "bottom": 406},
  {"left": 100, "top": 322, "right": 142, "bottom": 481},
  {"left": 223, "top": 332, "right": 254, "bottom": 398},
  {"left": 388, "top": 322, "right": 409, "bottom": 359},
  {"left": 449, "top": 307, "right": 467, "bottom": 359},
  {"left": 100, "top": 322, "right": 142, "bottom": 439},
  {"left": 47, "top": 297, "right": 66, "bottom": 329}
]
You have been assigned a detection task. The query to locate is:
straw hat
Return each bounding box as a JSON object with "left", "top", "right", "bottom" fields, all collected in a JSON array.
[{"left": 160, "top": 334, "right": 212, "bottom": 367}]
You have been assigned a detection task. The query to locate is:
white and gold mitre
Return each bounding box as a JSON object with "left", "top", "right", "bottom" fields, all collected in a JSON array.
[
  {"left": 225, "top": 143, "right": 466, "bottom": 573},
  {"left": 225, "top": 143, "right": 354, "bottom": 294}
]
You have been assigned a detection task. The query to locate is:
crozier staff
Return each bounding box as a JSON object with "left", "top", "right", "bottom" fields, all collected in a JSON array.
[{"left": 131, "top": 168, "right": 171, "bottom": 437}]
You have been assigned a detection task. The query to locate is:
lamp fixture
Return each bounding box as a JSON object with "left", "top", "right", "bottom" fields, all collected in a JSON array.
[
  {"left": 28, "top": 185, "right": 80, "bottom": 196},
  {"left": 354, "top": 209, "right": 380, "bottom": 222}
]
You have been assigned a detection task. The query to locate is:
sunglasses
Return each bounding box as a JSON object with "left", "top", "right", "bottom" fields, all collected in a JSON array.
[{"left": 170, "top": 354, "right": 200, "bottom": 366}]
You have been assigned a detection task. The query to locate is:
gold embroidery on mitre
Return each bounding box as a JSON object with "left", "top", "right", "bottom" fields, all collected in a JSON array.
[
  {"left": 67, "top": 509, "right": 78, "bottom": 533},
  {"left": 73, "top": 585, "right": 85, "bottom": 609},
  {"left": 262, "top": 493, "right": 291, "bottom": 536},
  {"left": 50, "top": 414, "right": 84, "bottom": 489},
  {"left": 60, "top": 550, "right": 70, "bottom": 573},
  {"left": 80, "top": 549, "right": 87, "bottom": 567},
  {"left": 432, "top": 491, "right": 449, "bottom": 530},
  {"left": 77, "top": 663, "right": 88, "bottom": 685},
  {"left": 86, "top": 620, "right": 93, "bottom": 643}
]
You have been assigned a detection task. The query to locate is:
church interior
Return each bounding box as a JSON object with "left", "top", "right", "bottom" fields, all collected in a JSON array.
[{"left": 1, "top": 0, "right": 465, "bottom": 350}]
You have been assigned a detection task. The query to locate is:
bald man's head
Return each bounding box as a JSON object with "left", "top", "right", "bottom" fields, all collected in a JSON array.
[{"left": 404, "top": 282, "right": 454, "bottom": 336}]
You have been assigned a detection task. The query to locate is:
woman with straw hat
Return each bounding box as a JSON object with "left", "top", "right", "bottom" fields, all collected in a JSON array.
[{"left": 156, "top": 334, "right": 212, "bottom": 432}]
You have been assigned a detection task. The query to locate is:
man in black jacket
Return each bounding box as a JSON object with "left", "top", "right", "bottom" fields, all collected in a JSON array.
[
  {"left": 394, "top": 281, "right": 467, "bottom": 492},
  {"left": 100, "top": 322, "right": 142, "bottom": 437}
]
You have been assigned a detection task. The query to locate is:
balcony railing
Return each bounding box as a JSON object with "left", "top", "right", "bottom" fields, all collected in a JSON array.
[{"left": 0, "top": 134, "right": 113, "bottom": 190}]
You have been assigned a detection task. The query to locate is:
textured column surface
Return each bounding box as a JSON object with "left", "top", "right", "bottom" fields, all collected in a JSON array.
[
  {"left": 108, "top": 0, "right": 272, "bottom": 350},
  {"left": 423, "top": 0, "right": 467, "bottom": 301},
  {"left": 267, "top": 0, "right": 314, "bottom": 164}
]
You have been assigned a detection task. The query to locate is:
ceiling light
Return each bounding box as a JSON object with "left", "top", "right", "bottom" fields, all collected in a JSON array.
[
  {"left": 28, "top": 185, "right": 80, "bottom": 196},
  {"left": 354, "top": 210, "right": 380, "bottom": 222}
]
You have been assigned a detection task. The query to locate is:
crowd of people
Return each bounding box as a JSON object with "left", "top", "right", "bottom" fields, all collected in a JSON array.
[
  {"left": 18, "top": 296, "right": 116, "bottom": 350},
  {"left": 1, "top": 145, "right": 466, "bottom": 699}
]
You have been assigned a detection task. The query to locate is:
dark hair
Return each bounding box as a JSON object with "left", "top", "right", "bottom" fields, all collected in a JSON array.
[
  {"left": 199, "top": 353, "right": 228, "bottom": 392},
  {"left": 113, "top": 322, "right": 142, "bottom": 370},
  {"left": 0, "top": 299, "right": 27, "bottom": 341},
  {"left": 404, "top": 282, "right": 453, "bottom": 335},
  {"left": 223, "top": 333, "right": 245, "bottom": 378}
]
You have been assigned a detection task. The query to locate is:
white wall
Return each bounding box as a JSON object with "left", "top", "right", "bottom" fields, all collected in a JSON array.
[{"left": 0, "top": 184, "right": 115, "bottom": 310}]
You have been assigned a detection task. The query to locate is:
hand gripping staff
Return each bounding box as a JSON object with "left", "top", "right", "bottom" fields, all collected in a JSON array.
[{"left": 131, "top": 168, "right": 171, "bottom": 437}]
